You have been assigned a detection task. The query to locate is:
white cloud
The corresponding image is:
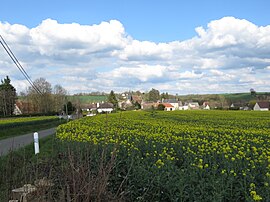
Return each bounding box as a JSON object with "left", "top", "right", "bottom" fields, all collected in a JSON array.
[
  {"left": 116, "top": 40, "right": 172, "bottom": 61},
  {"left": 0, "top": 17, "right": 270, "bottom": 94}
]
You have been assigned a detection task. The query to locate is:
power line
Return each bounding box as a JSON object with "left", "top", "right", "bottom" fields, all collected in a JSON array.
[{"left": 0, "top": 34, "right": 43, "bottom": 95}]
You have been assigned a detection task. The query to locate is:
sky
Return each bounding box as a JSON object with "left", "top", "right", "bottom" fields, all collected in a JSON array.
[{"left": 0, "top": 0, "right": 270, "bottom": 94}]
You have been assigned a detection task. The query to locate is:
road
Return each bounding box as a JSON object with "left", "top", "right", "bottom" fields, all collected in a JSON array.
[{"left": 0, "top": 127, "right": 56, "bottom": 156}]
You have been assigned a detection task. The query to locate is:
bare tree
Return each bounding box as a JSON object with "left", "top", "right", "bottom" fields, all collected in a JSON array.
[
  {"left": 27, "top": 78, "right": 53, "bottom": 113},
  {"left": 53, "top": 84, "right": 67, "bottom": 113}
]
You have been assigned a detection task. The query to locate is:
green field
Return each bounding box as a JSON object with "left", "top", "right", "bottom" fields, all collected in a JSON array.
[
  {"left": 0, "top": 116, "right": 63, "bottom": 140},
  {"left": 56, "top": 110, "right": 270, "bottom": 201},
  {"left": 67, "top": 95, "right": 107, "bottom": 104},
  {"left": 178, "top": 92, "right": 270, "bottom": 105}
]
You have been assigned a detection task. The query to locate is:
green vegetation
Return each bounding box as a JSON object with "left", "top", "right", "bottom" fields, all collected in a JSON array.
[
  {"left": 0, "top": 116, "right": 64, "bottom": 140},
  {"left": 0, "top": 76, "right": 16, "bottom": 116},
  {"left": 56, "top": 110, "right": 270, "bottom": 201},
  {"left": 2, "top": 111, "right": 270, "bottom": 201},
  {"left": 67, "top": 95, "right": 107, "bottom": 104},
  {"left": 0, "top": 135, "right": 121, "bottom": 201},
  {"left": 0, "top": 135, "right": 56, "bottom": 200},
  {"left": 108, "top": 90, "right": 118, "bottom": 108}
]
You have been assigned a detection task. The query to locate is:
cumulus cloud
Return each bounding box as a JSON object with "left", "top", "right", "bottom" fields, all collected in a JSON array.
[{"left": 0, "top": 16, "right": 270, "bottom": 94}]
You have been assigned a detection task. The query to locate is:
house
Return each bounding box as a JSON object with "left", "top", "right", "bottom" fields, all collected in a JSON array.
[
  {"left": 179, "top": 105, "right": 189, "bottom": 110},
  {"left": 202, "top": 102, "right": 210, "bottom": 110},
  {"left": 253, "top": 101, "right": 269, "bottom": 111},
  {"left": 118, "top": 94, "right": 142, "bottom": 110},
  {"left": 187, "top": 102, "right": 200, "bottom": 110},
  {"left": 97, "top": 102, "right": 114, "bottom": 113},
  {"left": 230, "top": 103, "right": 250, "bottom": 110},
  {"left": 162, "top": 103, "right": 175, "bottom": 111},
  {"left": 131, "top": 95, "right": 143, "bottom": 104},
  {"left": 141, "top": 101, "right": 158, "bottom": 110},
  {"left": 86, "top": 103, "right": 98, "bottom": 112},
  {"left": 230, "top": 103, "right": 244, "bottom": 110},
  {"left": 162, "top": 99, "right": 182, "bottom": 110},
  {"left": 118, "top": 99, "right": 132, "bottom": 110},
  {"left": 85, "top": 102, "right": 114, "bottom": 114}
]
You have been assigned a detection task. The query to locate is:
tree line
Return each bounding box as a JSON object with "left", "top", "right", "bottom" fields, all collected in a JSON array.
[{"left": 0, "top": 76, "right": 68, "bottom": 116}]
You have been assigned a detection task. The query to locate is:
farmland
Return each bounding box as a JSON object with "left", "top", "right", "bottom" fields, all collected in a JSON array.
[
  {"left": 67, "top": 95, "right": 107, "bottom": 104},
  {"left": 56, "top": 110, "right": 270, "bottom": 201},
  {"left": 0, "top": 116, "right": 63, "bottom": 140}
]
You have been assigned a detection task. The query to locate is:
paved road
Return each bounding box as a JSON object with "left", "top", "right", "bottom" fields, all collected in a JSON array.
[{"left": 0, "top": 127, "right": 56, "bottom": 156}]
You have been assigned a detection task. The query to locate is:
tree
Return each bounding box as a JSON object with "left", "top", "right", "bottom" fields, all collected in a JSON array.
[
  {"left": 134, "top": 101, "right": 141, "bottom": 110},
  {"left": 53, "top": 84, "right": 67, "bottom": 113},
  {"left": 108, "top": 90, "right": 118, "bottom": 108},
  {"left": 148, "top": 88, "right": 160, "bottom": 102},
  {"left": 248, "top": 100, "right": 257, "bottom": 109},
  {"left": 250, "top": 88, "right": 256, "bottom": 97},
  {"left": 157, "top": 104, "right": 165, "bottom": 111},
  {"left": 0, "top": 76, "right": 16, "bottom": 116},
  {"left": 161, "top": 92, "right": 169, "bottom": 100},
  {"left": 64, "top": 101, "right": 75, "bottom": 114},
  {"left": 27, "top": 77, "right": 53, "bottom": 113}
]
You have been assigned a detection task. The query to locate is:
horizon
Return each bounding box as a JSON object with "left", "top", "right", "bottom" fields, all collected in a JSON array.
[{"left": 0, "top": 1, "right": 270, "bottom": 95}]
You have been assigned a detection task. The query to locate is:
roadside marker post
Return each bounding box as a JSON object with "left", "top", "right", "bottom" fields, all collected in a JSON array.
[{"left": 33, "top": 132, "right": 39, "bottom": 154}]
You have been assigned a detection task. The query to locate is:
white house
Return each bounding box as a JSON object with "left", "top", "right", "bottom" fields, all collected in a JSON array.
[
  {"left": 163, "top": 103, "right": 175, "bottom": 111},
  {"left": 97, "top": 102, "right": 114, "bottom": 113},
  {"left": 162, "top": 99, "right": 182, "bottom": 110},
  {"left": 187, "top": 102, "right": 200, "bottom": 110},
  {"left": 253, "top": 101, "right": 269, "bottom": 111}
]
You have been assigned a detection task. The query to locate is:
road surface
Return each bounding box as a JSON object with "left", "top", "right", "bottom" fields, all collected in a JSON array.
[{"left": 0, "top": 127, "right": 56, "bottom": 156}]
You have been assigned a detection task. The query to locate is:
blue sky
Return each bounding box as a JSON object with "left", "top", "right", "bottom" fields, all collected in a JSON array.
[
  {"left": 0, "top": 0, "right": 270, "bottom": 94},
  {"left": 1, "top": 0, "right": 270, "bottom": 42}
]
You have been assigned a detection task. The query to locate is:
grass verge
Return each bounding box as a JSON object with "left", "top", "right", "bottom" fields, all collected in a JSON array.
[
  {"left": 0, "top": 134, "right": 121, "bottom": 201},
  {"left": 0, "top": 119, "right": 65, "bottom": 140}
]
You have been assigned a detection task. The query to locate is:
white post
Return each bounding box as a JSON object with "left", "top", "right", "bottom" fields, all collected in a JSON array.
[{"left": 33, "top": 132, "right": 39, "bottom": 154}]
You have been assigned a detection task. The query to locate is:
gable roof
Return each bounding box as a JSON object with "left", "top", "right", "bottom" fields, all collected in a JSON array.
[
  {"left": 257, "top": 101, "right": 269, "bottom": 108},
  {"left": 87, "top": 103, "right": 97, "bottom": 109},
  {"left": 99, "top": 102, "right": 114, "bottom": 109},
  {"left": 131, "top": 95, "right": 142, "bottom": 103},
  {"left": 163, "top": 103, "right": 174, "bottom": 108},
  {"left": 203, "top": 102, "right": 209, "bottom": 106},
  {"left": 231, "top": 103, "right": 245, "bottom": 108},
  {"left": 188, "top": 102, "right": 199, "bottom": 106}
]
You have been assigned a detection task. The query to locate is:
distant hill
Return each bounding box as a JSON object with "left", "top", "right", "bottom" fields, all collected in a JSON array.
[
  {"left": 222, "top": 92, "right": 270, "bottom": 102},
  {"left": 177, "top": 92, "right": 270, "bottom": 108}
]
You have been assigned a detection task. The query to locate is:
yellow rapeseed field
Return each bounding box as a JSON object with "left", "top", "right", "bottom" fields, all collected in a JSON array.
[{"left": 57, "top": 110, "right": 270, "bottom": 201}]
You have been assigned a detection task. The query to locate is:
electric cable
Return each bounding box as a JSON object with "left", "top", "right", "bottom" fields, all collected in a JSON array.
[{"left": 0, "top": 34, "right": 43, "bottom": 95}]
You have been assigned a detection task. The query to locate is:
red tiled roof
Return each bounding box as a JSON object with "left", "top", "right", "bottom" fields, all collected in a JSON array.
[{"left": 163, "top": 103, "right": 174, "bottom": 108}]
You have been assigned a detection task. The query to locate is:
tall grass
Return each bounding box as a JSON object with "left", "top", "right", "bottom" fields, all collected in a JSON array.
[{"left": 0, "top": 134, "right": 123, "bottom": 201}]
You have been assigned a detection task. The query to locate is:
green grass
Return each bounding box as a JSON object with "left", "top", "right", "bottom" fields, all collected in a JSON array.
[
  {"left": 0, "top": 135, "right": 57, "bottom": 200},
  {"left": 0, "top": 119, "right": 65, "bottom": 140},
  {"left": 0, "top": 134, "right": 119, "bottom": 201}
]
